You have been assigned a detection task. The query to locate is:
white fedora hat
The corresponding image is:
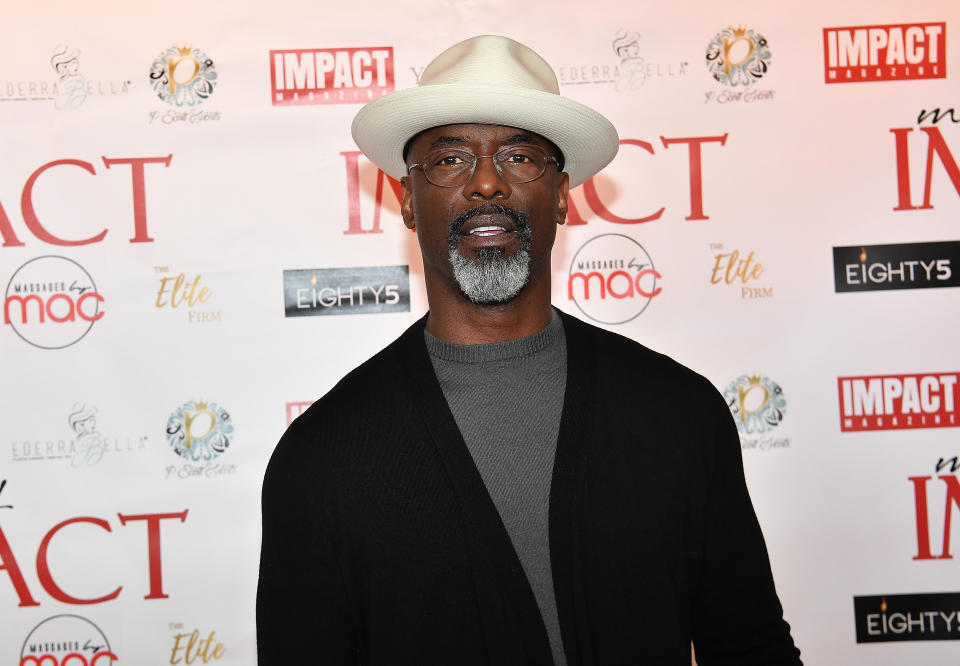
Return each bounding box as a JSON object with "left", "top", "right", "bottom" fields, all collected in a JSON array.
[{"left": 351, "top": 35, "right": 619, "bottom": 189}]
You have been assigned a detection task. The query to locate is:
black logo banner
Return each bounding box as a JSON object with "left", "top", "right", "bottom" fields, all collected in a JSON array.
[
  {"left": 833, "top": 241, "right": 960, "bottom": 292},
  {"left": 854, "top": 592, "right": 960, "bottom": 643}
]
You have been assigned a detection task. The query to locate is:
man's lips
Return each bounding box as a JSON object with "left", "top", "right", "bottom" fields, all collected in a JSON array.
[{"left": 459, "top": 214, "right": 517, "bottom": 238}]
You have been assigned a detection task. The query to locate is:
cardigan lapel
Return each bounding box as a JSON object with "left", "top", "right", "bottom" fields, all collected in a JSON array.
[
  {"left": 394, "top": 315, "right": 555, "bottom": 666},
  {"left": 550, "top": 311, "right": 600, "bottom": 666}
]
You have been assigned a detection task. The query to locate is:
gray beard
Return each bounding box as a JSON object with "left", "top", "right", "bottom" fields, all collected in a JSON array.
[{"left": 448, "top": 244, "right": 531, "bottom": 304}]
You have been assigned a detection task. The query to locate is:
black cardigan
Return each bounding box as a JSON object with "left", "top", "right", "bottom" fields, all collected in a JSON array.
[{"left": 257, "top": 311, "right": 802, "bottom": 665}]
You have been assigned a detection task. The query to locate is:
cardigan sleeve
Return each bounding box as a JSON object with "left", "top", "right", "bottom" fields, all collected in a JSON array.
[
  {"left": 690, "top": 389, "right": 802, "bottom": 666},
  {"left": 256, "top": 424, "right": 358, "bottom": 665}
]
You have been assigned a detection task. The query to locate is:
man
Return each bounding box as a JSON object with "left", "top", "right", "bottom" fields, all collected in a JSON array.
[{"left": 257, "top": 35, "right": 802, "bottom": 665}]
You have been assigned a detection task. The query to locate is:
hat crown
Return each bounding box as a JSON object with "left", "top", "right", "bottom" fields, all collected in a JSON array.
[{"left": 420, "top": 35, "right": 560, "bottom": 94}]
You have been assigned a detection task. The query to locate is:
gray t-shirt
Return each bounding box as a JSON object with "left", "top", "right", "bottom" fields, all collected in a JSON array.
[{"left": 425, "top": 309, "right": 567, "bottom": 665}]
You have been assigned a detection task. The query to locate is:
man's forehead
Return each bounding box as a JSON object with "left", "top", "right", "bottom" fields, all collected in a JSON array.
[{"left": 411, "top": 123, "right": 551, "bottom": 149}]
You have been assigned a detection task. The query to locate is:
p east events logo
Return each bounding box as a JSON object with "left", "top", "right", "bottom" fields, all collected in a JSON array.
[{"left": 164, "top": 399, "right": 237, "bottom": 480}]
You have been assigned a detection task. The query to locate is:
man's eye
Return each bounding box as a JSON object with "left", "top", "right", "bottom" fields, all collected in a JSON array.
[{"left": 435, "top": 154, "right": 468, "bottom": 167}]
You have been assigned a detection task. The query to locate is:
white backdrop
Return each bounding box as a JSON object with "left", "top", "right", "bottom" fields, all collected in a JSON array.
[{"left": 2, "top": 1, "right": 959, "bottom": 664}]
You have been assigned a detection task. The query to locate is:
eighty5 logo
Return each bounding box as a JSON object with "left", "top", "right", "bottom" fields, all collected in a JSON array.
[
  {"left": 824, "top": 22, "right": 945, "bottom": 83},
  {"left": 833, "top": 241, "right": 958, "bottom": 292},
  {"left": 4, "top": 256, "right": 103, "bottom": 349},
  {"left": 567, "top": 234, "right": 661, "bottom": 325},
  {"left": 838, "top": 373, "right": 958, "bottom": 431},
  {"left": 270, "top": 47, "right": 394, "bottom": 105},
  {"left": 854, "top": 593, "right": 960, "bottom": 642},
  {"left": 149, "top": 45, "right": 217, "bottom": 106},
  {"left": 283, "top": 265, "right": 410, "bottom": 317},
  {"left": 20, "top": 614, "right": 117, "bottom": 665}
]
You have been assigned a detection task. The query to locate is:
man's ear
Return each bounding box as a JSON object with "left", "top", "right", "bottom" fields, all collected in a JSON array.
[
  {"left": 556, "top": 171, "right": 570, "bottom": 226},
  {"left": 400, "top": 176, "right": 416, "bottom": 230}
]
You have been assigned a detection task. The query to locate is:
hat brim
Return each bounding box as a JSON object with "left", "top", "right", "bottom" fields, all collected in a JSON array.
[{"left": 351, "top": 83, "right": 619, "bottom": 189}]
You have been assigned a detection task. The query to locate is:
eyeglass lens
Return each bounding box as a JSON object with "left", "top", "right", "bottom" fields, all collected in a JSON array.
[{"left": 421, "top": 146, "right": 551, "bottom": 186}]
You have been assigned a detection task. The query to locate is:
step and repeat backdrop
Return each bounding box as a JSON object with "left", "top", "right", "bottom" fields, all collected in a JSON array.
[{"left": 1, "top": 0, "right": 958, "bottom": 664}]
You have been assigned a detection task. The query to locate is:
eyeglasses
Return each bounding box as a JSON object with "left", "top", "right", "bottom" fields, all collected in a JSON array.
[{"left": 407, "top": 145, "right": 559, "bottom": 187}]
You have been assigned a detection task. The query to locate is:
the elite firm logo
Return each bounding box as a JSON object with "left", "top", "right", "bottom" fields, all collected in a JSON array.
[
  {"left": 824, "top": 23, "right": 945, "bottom": 84},
  {"left": 838, "top": 372, "right": 958, "bottom": 432},
  {"left": 20, "top": 614, "right": 117, "bottom": 665},
  {"left": 283, "top": 265, "right": 410, "bottom": 317},
  {"left": 4, "top": 256, "right": 104, "bottom": 349},
  {"left": 833, "top": 241, "right": 958, "bottom": 292},
  {"left": 270, "top": 47, "right": 394, "bottom": 105},
  {"left": 708, "top": 243, "right": 772, "bottom": 299},
  {"left": 567, "top": 234, "right": 661, "bottom": 325},
  {"left": 854, "top": 593, "right": 960, "bottom": 642}
]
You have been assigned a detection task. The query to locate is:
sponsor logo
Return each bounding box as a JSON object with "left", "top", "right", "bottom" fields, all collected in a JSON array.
[
  {"left": 567, "top": 234, "right": 661, "bottom": 325},
  {"left": 838, "top": 373, "right": 958, "bottom": 431},
  {"left": 723, "top": 374, "right": 790, "bottom": 451},
  {"left": 824, "top": 23, "right": 945, "bottom": 84},
  {"left": 154, "top": 267, "right": 220, "bottom": 323},
  {"left": 546, "top": 29, "right": 687, "bottom": 92},
  {"left": 283, "top": 265, "right": 410, "bottom": 317},
  {"left": 169, "top": 626, "right": 226, "bottom": 663},
  {"left": 0, "top": 510, "right": 188, "bottom": 606},
  {"left": 0, "top": 46, "right": 131, "bottom": 108},
  {"left": 150, "top": 45, "right": 217, "bottom": 106},
  {"left": 270, "top": 47, "right": 394, "bottom": 106},
  {"left": 833, "top": 242, "right": 958, "bottom": 292},
  {"left": 911, "top": 456, "right": 960, "bottom": 560},
  {"left": 19, "top": 614, "right": 117, "bottom": 665},
  {"left": 4, "top": 256, "right": 103, "bottom": 349},
  {"left": 704, "top": 25, "right": 774, "bottom": 105},
  {"left": 709, "top": 243, "right": 773, "bottom": 298},
  {"left": 11, "top": 403, "right": 150, "bottom": 466},
  {"left": 854, "top": 593, "right": 960, "bottom": 642},
  {"left": 164, "top": 401, "right": 237, "bottom": 480},
  {"left": 285, "top": 401, "right": 312, "bottom": 426}
]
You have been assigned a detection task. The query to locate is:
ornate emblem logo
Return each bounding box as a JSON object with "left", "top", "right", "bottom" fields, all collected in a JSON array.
[
  {"left": 723, "top": 374, "right": 786, "bottom": 434},
  {"left": 149, "top": 45, "right": 217, "bottom": 106},
  {"left": 706, "top": 26, "right": 771, "bottom": 86},
  {"left": 166, "top": 400, "right": 232, "bottom": 461}
]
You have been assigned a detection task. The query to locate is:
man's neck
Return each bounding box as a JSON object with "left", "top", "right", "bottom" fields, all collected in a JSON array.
[{"left": 424, "top": 279, "right": 553, "bottom": 345}]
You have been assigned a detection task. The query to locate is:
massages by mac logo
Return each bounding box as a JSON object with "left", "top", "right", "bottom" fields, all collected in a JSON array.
[
  {"left": 723, "top": 374, "right": 791, "bottom": 452},
  {"left": 704, "top": 25, "right": 775, "bottom": 104},
  {"left": 3, "top": 256, "right": 104, "bottom": 350},
  {"left": 10, "top": 403, "right": 150, "bottom": 466},
  {"left": 20, "top": 614, "right": 117, "bottom": 666},
  {"left": 149, "top": 44, "right": 220, "bottom": 121},
  {"left": 567, "top": 234, "right": 662, "bottom": 325}
]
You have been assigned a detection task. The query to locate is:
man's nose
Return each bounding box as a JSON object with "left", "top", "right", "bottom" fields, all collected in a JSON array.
[{"left": 462, "top": 155, "right": 512, "bottom": 200}]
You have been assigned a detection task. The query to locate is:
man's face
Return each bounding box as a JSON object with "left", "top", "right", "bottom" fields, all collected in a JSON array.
[{"left": 401, "top": 123, "right": 569, "bottom": 305}]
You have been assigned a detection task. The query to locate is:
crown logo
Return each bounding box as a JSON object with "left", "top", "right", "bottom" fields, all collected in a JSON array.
[
  {"left": 731, "top": 26, "right": 749, "bottom": 38},
  {"left": 746, "top": 375, "right": 763, "bottom": 385},
  {"left": 176, "top": 45, "right": 194, "bottom": 57},
  {"left": 193, "top": 400, "right": 209, "bottom": 411}
]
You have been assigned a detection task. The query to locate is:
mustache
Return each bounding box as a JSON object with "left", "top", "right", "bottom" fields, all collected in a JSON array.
[{"left": 449, "top": 204, "right": 532, "bottom": 238}]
